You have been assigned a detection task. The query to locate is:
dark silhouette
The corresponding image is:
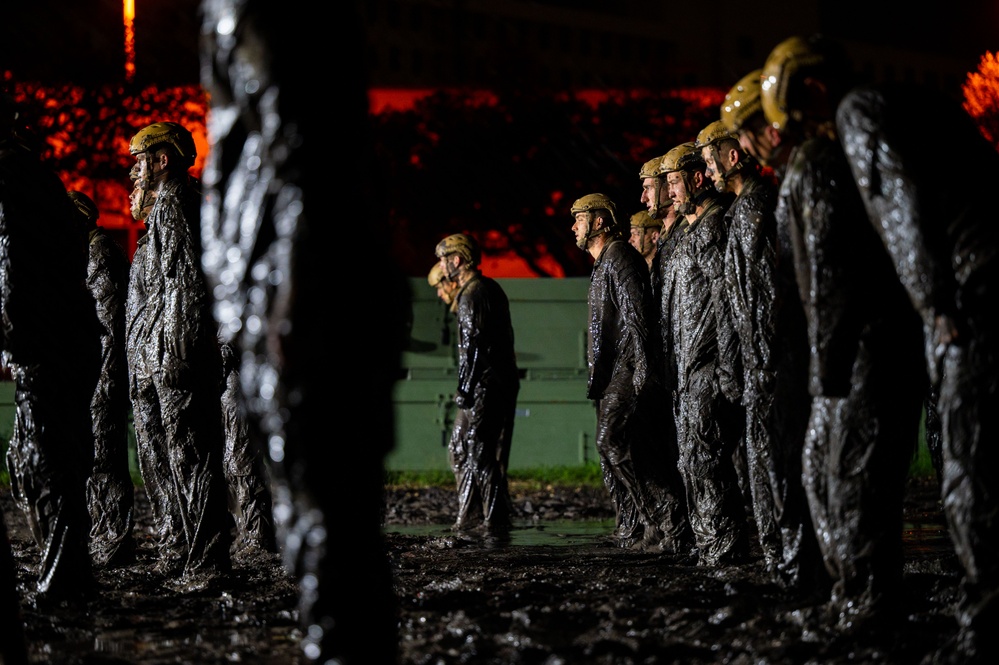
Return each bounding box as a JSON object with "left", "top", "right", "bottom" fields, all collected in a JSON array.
[
  {"left": 219, "top": 340, "right": 277, "bottom": 558},
  {"left": 198, "top": 1, "right": 405, "bottom": 662},
  {"left": 759, "top": 35, "right": 927, "bottom": 632},
  {"left": 68, "top": 190, "right": 137, "bottom": 570},
  {"left": 0, "top": 93, "right": 102, "bottom": 605},
  {"left": 837, "top": 80, "right": 999, "bottom": 664}
]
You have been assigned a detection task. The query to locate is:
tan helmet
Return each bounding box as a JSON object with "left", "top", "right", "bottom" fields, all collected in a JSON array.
[
  {"left": 570, "top": 193, "right": 618, "bottom": 229},
  {"left": 629, "top": 210, "right": 661, "bottom": 230},
  {"left": 694, "top": 120, "right": 737, "bottom": 151},
  {"left": 721, "top": 69, "right": 763, "bottom": 133},
  {"left": 129, "top": 122, "right": 196, "bottom": 161},
  {"left": 638, "top": 155, "right": 664, "bottom": 180},
  {"left": 658, "top": 142, "right": 704, "bottom": 175},
  {"left": 435, "top": 233, "right": 481, "bottom": 266},
  {"left": 427, "top": 263, "right": 447, "bottom": 287},
  {"left": 67, "top": 190, "right": 99, "bottom": 224},
  {"left": 760, "top": 34, "right": 842, "bottom": 131}
]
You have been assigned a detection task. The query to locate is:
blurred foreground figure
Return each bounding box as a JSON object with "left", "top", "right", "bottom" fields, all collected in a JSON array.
[
  {"left": 718, "top": 71, "right": 829, "bottom": 598},
  {"left": 219, "top": 339, "right": 277, "bottom": 558},
  {"left": 1, "top": 509, "right": 28, "bottom": 664},
  {"left": 435, "top": 233, "right": 519, "bottom": 535},
  {"left": 199, "top": 1, "right": 404, "bottom": 662},
  {"left": 759, "top": 35, "right": 926, "bottom": 632},
  {"left": 836, "top": 82, "right": 999, "bottom": 665},
  {"left": 68, "top": 190, "right": 137, "bottom": 570},
  {"left": 0, "top": 94, "right": 102, "bottom": 604}
]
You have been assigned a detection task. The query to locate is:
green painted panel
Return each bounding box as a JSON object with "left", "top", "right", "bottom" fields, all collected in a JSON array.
[
  {"left": 0, "top": 382, "right": 14, "bottom": 441},
  {"left": 1, "top": 277, "right": 600, "bottom": 476},
  {"left": 390, "top": 277, "right": 597, "bottom": 472}
]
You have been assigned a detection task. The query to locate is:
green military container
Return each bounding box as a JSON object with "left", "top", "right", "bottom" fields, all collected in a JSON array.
[
  {"left": 0, "top": 382, "right": 14, "bottom": 441},
  {"left": 390, "top": 277, "right": 598, "bottom": 472},
  {"left": 0, "top": 278, "right": 600, "bottom": 478}
]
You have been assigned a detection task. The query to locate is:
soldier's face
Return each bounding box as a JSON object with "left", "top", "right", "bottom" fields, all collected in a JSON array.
[
  {"left": 572, "top": 212, "right": 592, "bottom": 250},
  {"left": 667, "top": 174, "right": 687, "bottom": 208},
  {"left": 629, "top": 227, "right": 656, "bottom": 257}
]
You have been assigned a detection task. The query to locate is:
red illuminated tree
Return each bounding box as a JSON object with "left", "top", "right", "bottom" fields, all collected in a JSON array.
[{"left": 963, "top": 51, "right": 999, "bottom": 151}]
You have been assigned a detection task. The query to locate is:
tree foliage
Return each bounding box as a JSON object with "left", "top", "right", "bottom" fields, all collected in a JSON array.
[
  {"left": 13, "top": 66, "right": 999, "bottom": 278},
  {"left": 963, "top": 51, "right": 999, "bottom": 150},
  {"left": 371, "top": 88, "right": 725, "bottom": 277},
  {"left": 8, "top": 77, "right": 207, "bottom": 218}
]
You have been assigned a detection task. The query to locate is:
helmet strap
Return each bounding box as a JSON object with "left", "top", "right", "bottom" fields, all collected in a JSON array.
[{"left": 650, "top": 179, "right": 666, "bottom": 219}]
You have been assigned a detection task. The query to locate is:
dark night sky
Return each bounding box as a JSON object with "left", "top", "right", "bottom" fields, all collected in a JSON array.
[
  {"left": 3, "top": 0, "right": 202, "bottom": 87},
  {"left": 2, "top": 1, "right": 996, "bottom": 87},
  {"left": 820, "top": 1, "right": 998, "bottom": 60}
]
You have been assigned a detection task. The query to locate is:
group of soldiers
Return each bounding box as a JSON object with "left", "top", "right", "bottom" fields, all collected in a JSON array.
[
  {"left": 2, "top": 108, "right": 277, "bottom": 588},
  {"left": 0, "top": 108, "right": 278, "bottom": 661},
  {"left": 430, "top": 33, "right": 999, "bottom": 664},
  {"left": 4, "top": 4, "right": 398, "bottom": 665}
]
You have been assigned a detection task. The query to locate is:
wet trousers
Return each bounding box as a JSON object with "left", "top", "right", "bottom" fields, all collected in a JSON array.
[
  {"left": 448, "top": 389, "right": 516, "bottom": 531},
  {"left": 131, "top": 375, "right": 232, "bottom": 575},
  {"left": 938, "top": 333, "right": 999, "bottom": 651},
  {"left": 5, "top": 367, "right": 95, "bottom": 598},
  {"left": 674, "top": 369, "right": 748, "bottom": 566}
]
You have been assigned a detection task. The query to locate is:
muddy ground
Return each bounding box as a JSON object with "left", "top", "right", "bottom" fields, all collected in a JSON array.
[{"left": 3, "top": 477, "right": 963, "bottom": 664}]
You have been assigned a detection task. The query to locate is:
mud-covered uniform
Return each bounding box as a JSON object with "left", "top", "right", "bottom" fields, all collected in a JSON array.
[
  {"left": 126, "top": 176, "right": 232, "bottom": 579},
  {"left": 1, "top": 141, "right": 102, "bottom": 602},
  {"left": 0, "top": 509, "right": 27, "bottom": 663},
  {"left": 837, "top": 84, "right": 999, "bottom": 659},
  {"left": 199, "top": 2, "right": 406, "bottom": 661},
  {"left": 778, "top": 134, "right": 925, "bottom": 624},
  {"left": 717, "top": 172, "right": 783, "bottom": 572},
  {"left": 662, "top": 193, "right": 748, "bottom": 566},
  {"left": 219, "top": 340, "right": 276, "bottom": 556},
  {"left": 449, "top": 272, "right": 520, "bottom": 531},
  {"left": 647, "top": 218, "right": 690, "bottom": 543},
  {"left": 769, "top": 182, "right": 829, "bottom": 595},
  {"left": 590, "top": 238, "right": 691, "bottom": 552},
  {"left": 83, "top": 223, "right": 136, "bottom": 569}
]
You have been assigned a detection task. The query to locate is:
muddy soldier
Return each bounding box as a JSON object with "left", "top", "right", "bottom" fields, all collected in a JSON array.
[
  {"left": 658, "top": 143, "right": 750, "bottom": 566},
  {"left": 199, "top": 0, "right": 407, "bottom": 660},
  {"left": 125, "top": 121, "right": 232, "bottom": 584},
  {"left": 0, "top": 94, "right": 102, "bottom": 604},
  {"left": 68, "top": 190, "right": 137, "bottom": 570},
  {"left": 627, "top": 210, "right": 662, "bottom": 272},
  {"left": 572, "top": 192, "right": 692, "bottom": 554},
  {"left": 834, "top": 61, "right": 999, "bottom": 665},
  {"left": 218, "top": 339, "right": 277, "bottom": 558},
  {"left": 435, "top": 233, "right": 520, "bottom": 534},
  {"left": 694, "top": 119, "right": 784, "bottom": 576},
  {"left": 718, "top": 73, "right": 828, "bottom": 598},
  {"left": 638, "top": 153, "right": 686, "bottom": 284},
  {"left": 638, "top": 154, "right": 687, "bottom": 517},
  {"left": 758, "top": 35, "right": 926, "bottom": 631}
]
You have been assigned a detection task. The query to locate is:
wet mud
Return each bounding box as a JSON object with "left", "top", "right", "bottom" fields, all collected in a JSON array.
[
  {"left": 386, "top": 477, "right": 961, "bottom": 665},
  {"left": 5, "top": 477, "right": 960, "bottom": 664}
]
